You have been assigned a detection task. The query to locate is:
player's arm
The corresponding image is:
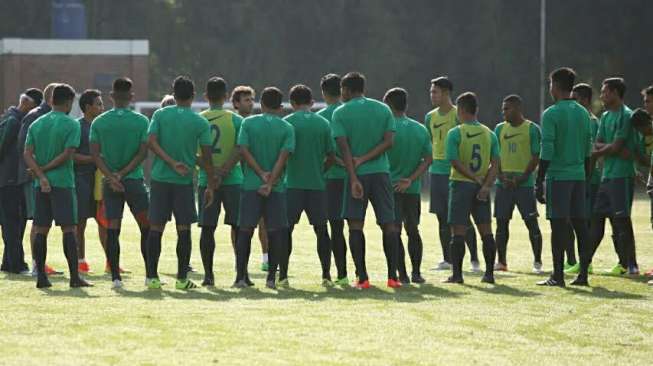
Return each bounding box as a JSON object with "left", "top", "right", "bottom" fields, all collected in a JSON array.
[
  {"left": 73, "top": 152, "right": 94, "bottom": 164},
  {"left": 117, "top": 143, "right": 148, "bottom": 180},
  {"left": 396, "top": 153, "right": 432, "bottom": 193},
  {"left": 337, "top": 137, "right": 363, "bottom": 199},
  {"left": 41, "top": 148, "right": 75, "bottom": 173},
  {"left": 240, "top": 146, "right": 268, "bottom": 181},
  {"left": 147, "top": 134, "right": 190, "bottom": 177},
  {"left": 90, "top": 142, "right": 124, "bottom": 192},
  {"left": 354, "top": 131, "right": 394, "bottom": 168},
  {"left": 23, "top": 145, "right": 51, "bottom": 192},
  {"left": 258, "top": 150, "right": 291, "bottom": 197},
  {"left": 323, "top": 152, "right": 336, "bottom": 172},
  {"left": 450, "top": 160, "right": 481, "bottom": 184},
  {"left": 593, "top": 137, "right": 626, "bottom": 157},
  {"left": 218, "top": 148, "right": 241, "bottom": 179},
  {"left": 516, "top": 125, "right": 541, "bottom": 186}
]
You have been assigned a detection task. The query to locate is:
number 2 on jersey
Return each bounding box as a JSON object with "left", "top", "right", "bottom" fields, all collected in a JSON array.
[{"left": 210, "top": 125, "right": 221, "bottom": 154}]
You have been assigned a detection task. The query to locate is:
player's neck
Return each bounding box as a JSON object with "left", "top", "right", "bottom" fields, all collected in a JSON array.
[
  {"left": 176, "top": 99, "right": 193, "bottom": 108},
  {"left": 509, "top": 116, "right": 525, "bottom": 126},
  {"left": 83, "top": 112, "right": 96, "bottom": 122},
  {"left": 294, "top": 105, "right": 311, "bottom": 112},
  {"left": 52, "top": 105, "right": 68, "bottom": 113},
  {"left": 324, "top": 95, "right": 340, "bottom": 105},
  {"left": 606, "top": 100, "right": 623, "bottom": 112},
  {"left": 209, "top": 102, "right": 224, "bottom": 110},
  {"left": 439, "top": 99, "right": 453, "bottom": 113},
  {"left": 393, "top": 111, "right": 406, "bottom": 118}
]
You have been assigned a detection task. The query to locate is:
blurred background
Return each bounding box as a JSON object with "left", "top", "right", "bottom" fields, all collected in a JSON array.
[{"left": 1, "top": 0, "right": 652, "bottom": 123}]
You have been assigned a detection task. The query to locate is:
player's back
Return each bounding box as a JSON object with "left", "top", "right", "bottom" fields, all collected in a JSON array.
[
  {"left": 198, "top": 108, "right": 243, "bottom": 186},
  {"left": 284, "top": 110, "right": 332, "bottom": 190},
  {"left": 448, "top": 121, "right": 496, "bottom": 182}
]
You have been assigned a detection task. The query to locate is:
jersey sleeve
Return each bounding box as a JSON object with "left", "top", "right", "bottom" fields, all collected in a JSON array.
[
  {"left": 490, "top": 131, "right": 500, "bottom": 159},
  {"left": 89, "top": 119, "right": 100, "bottom": 143},
  {"left": 237, "top": 119, "right": 250, "bottom": 147},
  {"left": 529, "top": 123, "right": 542, "bottom": 156},
  {"left": 331, "top": 110, "right": 346, "bottom": 138},
  {"left": 148, "top": 110, "right": 160, "bottom": 136},
  {"left": 540, "top": 110, "right": 555, "bottom": 161},
  {"left": 139, "top": 114, "right": 149, "bottom": 143},
  {"left": 282, "top": 123, "right": 295, "bottom": 153},
  {"left": 596, "top": 114, "right": 606, "bottom": 142},
  {"left": 614, "top": 109, "right": 633, "bottom": 140},
  {"left": 198, "top": 117, "right": 212, "bottom": 146},
  {"left": 233, "top": 113, "right": 243, "bottom": 136},
  {"left": 65, "top": 122, "right": 81, "bottom": 149},
  {"left": 445, "top": 128, "right": 461, "bottom": 161},
  {"left": 383, "top": 106, "right": 396, "bottom": 133},
  {"left": 421, "top": 126, "right": 432, "bottom": 157}
]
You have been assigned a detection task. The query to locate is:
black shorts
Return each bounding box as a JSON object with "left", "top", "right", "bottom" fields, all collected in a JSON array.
[
  {"left": 342, "top": 173, "right": 395, "bottom": 225},
  {"left": 75, "top": 172, "right": 96, "bottom": 220},
  {"left": 429, "top": 173, "right": 449, "bottom": 218},
  {"left": 148, "top": 180, "right": 197, "bottom": 225},
  {"left": 494, "top": 185, "right": 538, "bottom": 220},
  {"left": 198, "top": 184, "right": 240, "bottom": 227},
  {"left": 103, "top": 178, "right": 149, "bottom": 220},
  {"left": 238, "top": 190, "right": 288, "bottom": 231},
  {"left": 448, "top": 181, "right": 491, "bottom": 225},
  {"left": 394, "top": 193, "right": 421, "bottom": 227},
  {"left": 593, "top": 177, "right": 633, "bottom": 218},
  {"left": 23, "top": 183, "right": 35, "bottom": 219},
  {"left": 287, "top": 188, "right": 328, "bottom": 226},
  {"left": 545, "top": 179, "right": 586, "bottom": 219},
  {"left": 326, "top": 178, "right": 345, "bottom": 220},
  {"left": 34, "top": 187, "right": 78, "bottom": 227},
  {"left": 586, "top": 182, "right": 600, "bottom": 218}
]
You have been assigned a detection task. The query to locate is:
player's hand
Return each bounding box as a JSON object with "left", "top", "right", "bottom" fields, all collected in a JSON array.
[
  {"left": 474, "top": 176, "right": 484, "bottom": 186},
  {"left": 258, "top": 183, "right": 272, "bottom": 197},
  {"left": 394, "top": 178, "right": 412, "bottom": 193},
  {"left": 27, "top": 168, "right": 35, "bottom": 179},
  {"left": 108, "top": 177, "right": 125, "bottom": 193},
  {"left": 351, "top": 179, "right": 364, "bottom": 199},
  {"left": 476, "top": 186, "right": 490, "bottom": 202},
  {"left": 211, "top": 173, "right": 223, "bottom": 191},
  {"left": 172, "top": 161, "right": 190, "bottom": 176},
  {"left": 260, "top": 171, "right": 272, "bottom": 183},
  {"left": 203, "top": 187, "right": 214, "bottom": 208},
  {"left": 535, "top": 180, "right": 546, "bottom": 204},
  {"left": 39, "top": 177, "right": 51, "bottom": 193},
  {"left": 353, "top": 157, "right": 363, "bottom": 169},
  {"left": 335, "top": 157, "right": 346, "bottom": 167}
]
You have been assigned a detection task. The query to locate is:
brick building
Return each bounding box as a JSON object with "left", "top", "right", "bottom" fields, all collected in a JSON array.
[{"left": 0, "top": 38, "right": 149, "bottom": 111}]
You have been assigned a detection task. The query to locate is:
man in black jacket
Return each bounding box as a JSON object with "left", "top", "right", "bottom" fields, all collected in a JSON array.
[{"left": 0, "top": 88, "right": 42, "bottom": 274}]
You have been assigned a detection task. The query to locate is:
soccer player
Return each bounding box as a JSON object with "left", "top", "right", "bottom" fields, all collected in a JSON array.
[
  {"left": 493, "top": 95, "right": 543, "bottom": 273},
  {"left": 535, "top": 67, "right": 592, "bottom": 287},
  {"left": 197, "top": 77, "right": 243, "bottom": 287},
  {"left": 235, "top": 87, "right": 294, "bottom": 289},
  {"left": 18, "top": 83, "right": 62, "bottom": 276},
  {"left": 317, "top": 73, "right": 349, "bottom": 284},
  {"left": 332, "top": 72, "right": 401, "bottom": 289},
  {"left": 588, "top": 78, "right": 639, "bottom": 276},
  {"left": 145, "top": 76, "right": 217, "bottom": 290},
  {"left": 564, "top": 83, "right": 601, "bottom": 275},
  {"left": 443, "top": 92, "right": 499, "bottom": 284},
  {"left": 284, "top": 84, "right": 335, "bottom": 285},
  {"left": 74, "top": 89, "right": 107, "bottom": 274},
  {"left": 384, "top": 87, "right": 432, "bottom": 284},
  {"left": 90, "top": 78, "right": 151, "bottom": 288},
  {"left": 0, "top": 87, "right": 42, "bottom": 274},
  {"left": 426, "top": 77, "right": 479, "bottom": 272},
  {"left": 23, "top": 83, "right": 91, "bottom": 288},
  {"left": 232, "top": 85, "right": 270, "bottom": 271}
]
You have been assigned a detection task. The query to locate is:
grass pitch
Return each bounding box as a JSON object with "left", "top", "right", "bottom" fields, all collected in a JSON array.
[{"left": 1, "top": 197, "right": 652, "bottom": 365}]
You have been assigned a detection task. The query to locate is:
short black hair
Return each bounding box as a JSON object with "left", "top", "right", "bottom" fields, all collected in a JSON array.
[
  {"left": 502, "top": 94, "right": 522, "bottom": 107},
  {"left": 24, "top": 88, "right": 43, "bottom": 105},
  {"left": 550, "top": 67, "right": 576, "bottom": 92},
  {"left": 431, "top": 76, "right": 453, "bottom": 92},
  {"left": 572, "top": 83, "right": 593, "bottom": 102},
  {"left": 206, "top": 77, "right": 227, "bottom": 101},
  {"left": 113, "top": 77, "right": 132, "bottom": 93},
  {"left": 260, "top": 87, "right": 283, "bottom": 109},
  {"left": 631, "top": 108, "right": 652, "bottom": 129},
  {"left": 52, "top": 84, "right": 76, "bottom": 106},
  {"left": 383, "top": 87, "right": 407, "bottom": 112},
  {"left": 79, "top": 89, "right": 101, "bottom": 112},
  {"left": 341, "top": 72, "right": 365, "bottom": 94},
  {"left": 603, "top": 77, "right": 626, "bottom": 99},
  {"left": 641, "top": 85, "right": 653, "bottom": 97},
  {"left": 456, "top": 92, "right": 478, "bottom": 115},
  {"left": 320, "top": 73, "right": 341, "bottom": 97},
  {"left": 173, "top": 76, "right": 195, "bottom": 100},
  {"left": 231, "top": 86, "right": 255, "bottom": 106},
  {"left": 289, "top": 84, "right": 312, "bottom": 105}
]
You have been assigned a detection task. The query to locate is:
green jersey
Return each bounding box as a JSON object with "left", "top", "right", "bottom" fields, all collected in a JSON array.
[
  {"left": 284, "top": 110, "right": 334, "bottom": 190},
  {"left": 317, "top": 102, "right": 346, "bottom": 179},
  {"left": 387, "top": 116, "right": 432, "bottom": 194},
  {"left": 597, "top": 104, "right": 636, "bottom": 180},
  {"left": 494, "top": 120, "right": 541, "bottom": 187},
  {"left": 426, "top": 106, "right": 458, "bottom": 174},
  {"left": 25, "top": 111, "right": 80, "bottom": 188},
  {"left": 198, "top": 107, "right": 244, "bottom": 187},
  {"left": 148, "top": 106, "right": 212, "bottom": 185},
  {"left": 237, "top": 113, "right": 295, "bottom": 192},
  {"left": 89, "top": 108, "right": 149, "bottom": 180},
  {"left": 589, "top": 114, "right": 602, "bottom": 185},
  {"left": 446, "top": 121, "right": 499, "bottom": 183},
  {"left": 331, "top": 97, "right": 395, "bottom": 175},
  {"left": 540, "top": 99, "right": 592, "bottom": 181}
]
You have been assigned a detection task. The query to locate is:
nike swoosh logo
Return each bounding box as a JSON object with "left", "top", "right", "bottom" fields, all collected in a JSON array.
[
  {"left": 466, "top": 132, "right": 483, "bottom": 138},
  {"left": 433, "top": 122, "right": 447, "bottom": 129},
  {"left": 504, "top": 133, "right": 521, "bottom": 140},
  {"left": 207, "top": 115, "right": 227, "bottom": 122}
]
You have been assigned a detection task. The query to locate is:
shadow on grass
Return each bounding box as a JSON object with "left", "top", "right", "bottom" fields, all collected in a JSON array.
[
  {"left": 37, "top": 287, "right": 98, "bottom": 298},
  {"left": 463, "top": 283, "right": 542, "bottom": 297},
  {"left": 563, "top": 285, "right": 646, "bottom": 300}
]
